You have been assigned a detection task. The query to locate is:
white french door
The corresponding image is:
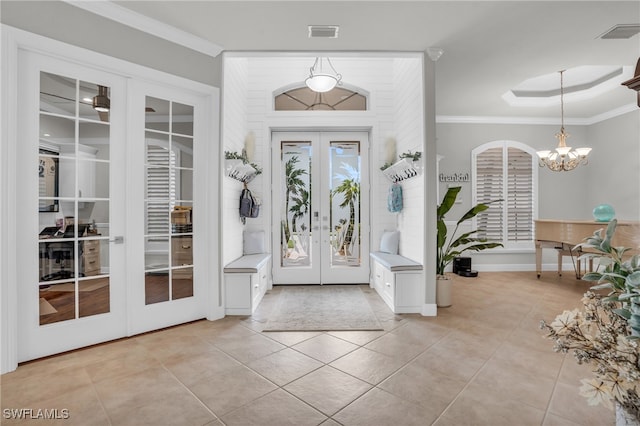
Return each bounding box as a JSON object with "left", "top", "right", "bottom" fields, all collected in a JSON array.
[
  {"left": 271, "top": 131, "right": 369, "bottom": 284},
  {"left": 126, "top": 82, "right": 209, "bottom": 335},
  {"left": 15, "top": 50, "right": 213, "bottom": 362},
  {"left": 17, "top": 53, "right": 127, "bottom": 361}
]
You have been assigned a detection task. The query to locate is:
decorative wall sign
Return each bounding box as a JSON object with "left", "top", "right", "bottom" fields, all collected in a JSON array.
[{"left": 439, "top": 172, "right": 469, "bottom": 182}]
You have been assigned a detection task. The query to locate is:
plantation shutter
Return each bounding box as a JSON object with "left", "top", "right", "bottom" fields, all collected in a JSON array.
[
  {"left": 476, "top": 147, "right": 503, "bottom": 242},
  {"left": 507, "top": 147, "right": 533, "bottom": 242},
  {"left": 145, "top": 144, "right": 176, "bottom": 240}
]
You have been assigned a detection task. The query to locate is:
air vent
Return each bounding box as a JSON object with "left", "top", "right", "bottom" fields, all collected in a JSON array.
[
  {"left": 599, "top": 24, "right": 640, "bottom": 39},
  {"left": 308, "top": 25, "right": 339, "bottom": 38}
]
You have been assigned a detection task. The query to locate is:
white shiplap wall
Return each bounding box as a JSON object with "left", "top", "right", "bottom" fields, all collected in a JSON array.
[
  {"left": 222, "top": 54, "right": 425, "bottom": 272},
  {"left": 393, "top": 58, "right": 425, "bottom": 264},
  {"left": 221, "top": 57, "right": 249, "bottom": 265}
]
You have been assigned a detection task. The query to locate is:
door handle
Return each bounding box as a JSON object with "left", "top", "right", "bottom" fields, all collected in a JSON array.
[{"left": 109, "top": 236, "right": 124, "bottom": 244}]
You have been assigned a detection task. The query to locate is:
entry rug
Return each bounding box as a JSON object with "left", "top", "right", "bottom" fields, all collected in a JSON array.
[{"left": 263, "top": 285, "right": 383, "bottom": 331}]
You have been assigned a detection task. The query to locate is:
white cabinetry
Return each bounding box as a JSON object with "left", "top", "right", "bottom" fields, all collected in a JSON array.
[
  {"left": 224, "top": 254, "right": 271, "bottom": 315},
  {"left": 370, "top": 253, "right": 423, "bottom": 313},
  {"left": 59, "top": 145, "right": 97, "bottom": 199}
]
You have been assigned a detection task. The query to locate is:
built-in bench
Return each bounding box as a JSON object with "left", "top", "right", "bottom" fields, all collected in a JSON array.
[
  {"left": 224, "top": 253, "right": 271, "bottom": 315},
  {"left": 370, "top": 251, "right": 423, "bottom": 313}
]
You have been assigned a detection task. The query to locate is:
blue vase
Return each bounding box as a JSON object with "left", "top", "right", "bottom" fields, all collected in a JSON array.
[{"left": 592, "top": 204, "right": 615, "bottom": 222}]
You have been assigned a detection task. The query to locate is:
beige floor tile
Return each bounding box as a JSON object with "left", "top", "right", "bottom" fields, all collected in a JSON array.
[
  {"left": 262, "top": 331, "right": 323, "bottom": 346},
  {"left": 410, "top": 343, "right": 487, "bottom": 382},
  {"left": 434, "top": 384, "right": 546, "bottom": 426},
  {"left": 94, "top": 367, "right": 215, "bottom": 426},
  {"left": 1, "top": 386, "right": 109, "bottom": 426},
  {"left": 284, "top": 366, "right": 372, "bottom": 416},
  {"left": 213, "top": 332, "right": 286, "bottom": 364},
  {"left": 1, "top": 365, "right": 93, "bottom": 409},
  {"left": 292, "top": 334, "right": 359, "bottom": 363},
  {"left": 221, "top": 389, "right": 327, "bottom": 426},
  {"left": 491, "top": 340, "right": 564, "bottom": 380},
  {"left": 329, "top": 347, "right": 406, "bottom": 385},
  {"left": 327, "top": 330, "right": 386, "bottom": 346},
  {"left": 188, "top": 364, "right": 277, "bottom": 416},
  {"left": 333, "top": 387, "right": 437, "bottom": 426},
  {"left": 378, "top": 362, "right": 466, "bottom": 414},
  {"left": 363, "top": 332, "right": 428, "bottom": 362},
  {"left": 547, "top": 381, "right": 614, "bottom": 426},
  {"left": 247, "top": 348, "right": 323, "bottom": 386},
  {"left": 135, "top": 333, "right": 217, "bottom": 364},
  {"left": 84, "top": 343, "right": 160, "bottom": 384},
  {"left": 542, "top": 413, "right": 586, "bottom": 426},
  {"left": 163, "top": 346, "right": 242, "bottom": 387}
]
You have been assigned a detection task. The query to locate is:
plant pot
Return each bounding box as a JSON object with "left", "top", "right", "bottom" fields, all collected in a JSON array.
[{"left": 436, "top": 276, "right": 452, "bottom": 308}]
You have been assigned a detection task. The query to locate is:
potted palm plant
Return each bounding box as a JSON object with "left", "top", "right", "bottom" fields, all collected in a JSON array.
[{"left": 436, "top": 186, "right": 503, "bottom": 307}]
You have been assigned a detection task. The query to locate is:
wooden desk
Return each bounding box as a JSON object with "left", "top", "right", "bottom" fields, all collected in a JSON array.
[{"left": 535, "top": 219, "right": 640, "bottom": 278}]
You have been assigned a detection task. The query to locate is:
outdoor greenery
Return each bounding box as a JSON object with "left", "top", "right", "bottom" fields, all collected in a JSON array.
[
  {"left": 541, "top": 219, "right": 640, "bottom": 418},
  {"left": 436, "top": 186, "right": 502, "bottom": 276}
]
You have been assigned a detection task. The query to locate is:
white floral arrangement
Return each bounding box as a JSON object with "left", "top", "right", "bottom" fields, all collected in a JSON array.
[
  {"left": 541, "top": 219, "right": 640, "bottom": 420},
  {"left": 541, "top": 292, "right": 640, "bottom": 415}
]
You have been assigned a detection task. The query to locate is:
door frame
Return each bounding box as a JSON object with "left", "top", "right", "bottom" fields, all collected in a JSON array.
[
  {"left": 1, "top": 26, "right": 221, "bottom": 373},
  {"left": 270, "top": 130, "right": 371, "bottom": 285}
]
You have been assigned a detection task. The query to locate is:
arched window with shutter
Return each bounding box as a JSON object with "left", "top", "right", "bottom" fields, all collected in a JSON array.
[{"left": 472, "top": 140, "right": 538, "bottom": 250}]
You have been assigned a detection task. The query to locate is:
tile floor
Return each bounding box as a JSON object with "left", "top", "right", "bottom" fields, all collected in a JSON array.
[{"left": 1, "top": 271, "right": 615, "bottom": 425}]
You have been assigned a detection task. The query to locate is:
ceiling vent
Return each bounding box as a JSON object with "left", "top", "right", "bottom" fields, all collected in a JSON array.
[
  {"left": 599, "top": 24, "right": 640, "bottom": 39},
  {"left": 308, "top": 25, "right": 339, "bottom": 38}
]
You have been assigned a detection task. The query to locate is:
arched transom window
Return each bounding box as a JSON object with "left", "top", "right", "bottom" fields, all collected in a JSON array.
[{"left": 275, "top": 86, "right": 367, "bottom": 111}]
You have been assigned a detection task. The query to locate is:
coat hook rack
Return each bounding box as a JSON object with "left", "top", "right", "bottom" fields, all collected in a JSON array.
[{"left": 382, "top": 158, "right": 422, "bottom": 183}]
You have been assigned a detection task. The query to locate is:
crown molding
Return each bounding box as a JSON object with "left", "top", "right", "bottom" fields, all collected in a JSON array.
[
  {"left": 436, "top": 103, "right": 637, "bottom": 126},
  {"left": 63, "top": 0, "right": 223, "bottom": 57}
]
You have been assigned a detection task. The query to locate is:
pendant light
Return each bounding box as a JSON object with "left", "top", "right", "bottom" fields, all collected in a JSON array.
[{"left": 305, "top": 57, "right": 342, "bottom": 93}]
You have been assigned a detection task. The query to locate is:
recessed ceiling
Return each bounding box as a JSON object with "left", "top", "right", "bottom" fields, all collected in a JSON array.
[{"left": 503, "top": 66, "right": 634, "bottom": 108}]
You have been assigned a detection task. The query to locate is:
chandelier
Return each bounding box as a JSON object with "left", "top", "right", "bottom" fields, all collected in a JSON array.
[
  {"left": 536, "top": 70, "right": 592, "bottom": 172},
  {"left": 305, "top": 57, "right": 342, "bottom": 93}
]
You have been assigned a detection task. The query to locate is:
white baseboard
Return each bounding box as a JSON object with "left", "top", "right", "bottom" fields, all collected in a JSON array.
[{"left": 422, "top": 304, "right": 437, "bottom": 316}]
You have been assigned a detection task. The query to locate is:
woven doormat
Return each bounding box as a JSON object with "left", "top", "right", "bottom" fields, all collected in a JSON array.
[{"left": 263, "top": 285, "right": 383, "bottom": 332}]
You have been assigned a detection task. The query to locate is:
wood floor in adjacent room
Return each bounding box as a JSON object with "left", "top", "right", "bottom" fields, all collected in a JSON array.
[{"left": 1, "top": 271, "right": 614, "bottom": 425}]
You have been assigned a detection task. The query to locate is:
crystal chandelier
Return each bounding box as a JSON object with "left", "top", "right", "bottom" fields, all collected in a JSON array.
[
  {"left": 305, "top": 57, "right": 342, "bottom": 93},
  {"left": 536, "top": 70, "right": 592, "bottom": 172}
]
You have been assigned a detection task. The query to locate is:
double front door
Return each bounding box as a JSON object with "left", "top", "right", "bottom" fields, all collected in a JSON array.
[{"left": 271, "top": 132, "right": 370, "bottom": 284}]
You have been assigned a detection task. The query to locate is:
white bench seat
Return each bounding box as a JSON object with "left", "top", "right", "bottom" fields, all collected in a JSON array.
[
  {"left": 370, "top": 252, "right": 423, "bottom": 313},
  {"left": 369, "top": 251, "right": 423, "bottom": 272},
  {"left": 224, "top": 253, "right": 271, "bottom": 273},
  {"left": 224, "top": 253, "right": 271, "bottom": 315}
]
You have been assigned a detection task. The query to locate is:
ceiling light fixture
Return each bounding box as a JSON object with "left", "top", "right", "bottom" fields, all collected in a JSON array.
[
  {"left": 92, "top": 85, "right": 110, "bottom": 112},
  {"left": 536, "top": 70, "right": 592, "bottom": 172},
  {"left": 305, "top": 57, "right": 342, "bottom": 93}
]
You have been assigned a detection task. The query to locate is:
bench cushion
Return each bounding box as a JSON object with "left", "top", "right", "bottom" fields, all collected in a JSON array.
[
  {"left": 370, "top": 251, "right": 423, "bottom": 272},
  {"left": 224, "top": 253, "right": 271, "bottom": 273}
]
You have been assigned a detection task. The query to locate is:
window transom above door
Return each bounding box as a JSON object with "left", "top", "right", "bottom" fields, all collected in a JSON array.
[{"left": 275, "top": 86, "right": 367, "bottom": 111}]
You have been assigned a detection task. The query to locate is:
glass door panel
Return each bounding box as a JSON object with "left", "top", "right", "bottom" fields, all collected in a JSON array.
[
  {"left": 143, "top": 96, "right": 194, "bottom": 305},
  {"left": 37, "top": 71, "right": 112, "bottom": 325},
  {"left": 280, "top": 142, "right": 312, "bottom": 269},
  {"left": 329, "top": 141, "right": 361, "bottom": 267}
]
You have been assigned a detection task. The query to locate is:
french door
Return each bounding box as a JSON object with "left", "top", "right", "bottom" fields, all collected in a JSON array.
[
  {"left": 17, "top": 53, "right": 127, "bottom": 361},
  {"left": 271, "top": 132, "right": 369, "bottom": 284},
  {"left": 16, "top": 51, "right": 212, "bottom": 362}
]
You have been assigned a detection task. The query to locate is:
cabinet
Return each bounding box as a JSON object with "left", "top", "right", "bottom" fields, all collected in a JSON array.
[
  {"left": 171, "top": 235, "right": 193, "bottom": 279},
  {"left": 371, "top": 255, "right": 423, "bottom": 313},
  {"left": 224, "top": 254, "right": 271, "bottom": 315},
  {"left": 81, "top": 239, "right": 101, "bottom": 276},
  {"left": 58, "top": 145, "right": 97, "bottom": 199}
]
